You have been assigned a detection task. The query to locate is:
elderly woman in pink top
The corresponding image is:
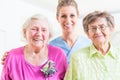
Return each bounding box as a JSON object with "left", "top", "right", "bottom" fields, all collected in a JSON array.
[{"left": 1, "top": 14, "right": 68, "bottom": 80}]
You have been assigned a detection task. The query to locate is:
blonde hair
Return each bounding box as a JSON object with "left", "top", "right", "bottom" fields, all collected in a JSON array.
[{"left": 56, "top": 0, "right": 79, "bottom": 16}]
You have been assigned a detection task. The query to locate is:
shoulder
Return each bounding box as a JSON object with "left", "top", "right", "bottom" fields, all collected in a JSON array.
[
  {"left": 71, "top": 46, "right": 90, "bottom": 60},
  {"left": 110, "top": 44, "right": 120, "bottom": 57},
  {"left": 48, "top": 44, "right": 66, "bottom": 59},
  {"left": 9, "top": 46, "right": 24, "bottom": 55},
  {"left": 78, "top": 36, "right": 91, "bottom": 44},
  {"left": 5, "top": 46, "right": 24, "bottom": 65},
  {"left": 48, "top": 44, "right": 65, "bottom": 54},
  {"left": 49, "top": 36, "right": 63, "bottom": 45},
  {"left": 7, "top": 46, "right": 24, "bottom": 60}
]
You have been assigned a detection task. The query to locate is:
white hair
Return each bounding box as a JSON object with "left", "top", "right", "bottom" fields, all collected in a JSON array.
[{"left": 22, "top": 14, "right": 53, "bottom": 40}]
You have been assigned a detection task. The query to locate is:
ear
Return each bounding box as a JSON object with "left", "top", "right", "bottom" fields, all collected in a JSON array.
[
  {"left": 23, "top": 29, "right": 26, "bottom": 38},
  {"left": 110, "top": 27, "right": 114, "bottom": 32},
  {"left": 86, "top": 32, "right": 91, "bottom": 39},
  {"left": 109, "top": 27, "right": 115, "bottom": 36},
  {"left": 77, "top": 14, "right": 80, "bottom": 18},
  {"left": 56, "top": 16, "right": 59, "bottom": 22},
  {"left": 49, "top": 33, "right": 52, "bottom": 39}
]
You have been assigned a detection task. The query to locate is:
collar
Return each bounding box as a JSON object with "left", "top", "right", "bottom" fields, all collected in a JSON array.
[{"left": 89, "top": 43, "right": 116, "bottom": 59}]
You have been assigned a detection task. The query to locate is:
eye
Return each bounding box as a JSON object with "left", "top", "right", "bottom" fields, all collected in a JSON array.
[
  {"left": 61, "top": 15, "right": 67, "bottom": 18},
  {"left": 88, "top": 26, "right": 97, "bottom": 32},
  {"left": 70, "top": 14, "right": 75, "bottom": 18},
  {"left": 42, "top": 29, "right": 46, "bottom": 32},
  {"left": 31, "top": 28, "right": 37, "bottom": 31},
  {"left": 99, "top": 25, "right": 106, "bottom": 30},
  {"left": 42, "top": 28, "right": 47, "bottom": 32},
  {"left": 89, "top": 26, "right": 97, "bottom": 30},
  {"left": 91, "top": 27, "right": 97, "bottom": 30}
]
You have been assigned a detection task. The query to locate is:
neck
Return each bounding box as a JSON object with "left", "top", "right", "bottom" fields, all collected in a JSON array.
[
  {"left": 62, "top": 32, "right": 79, "bottom": 48},
  {"left": 94, "top": 42, "right": 110, "bottom": 55},
  {"left": 24, "top": 45, "right": 48, "bottom": 66}
]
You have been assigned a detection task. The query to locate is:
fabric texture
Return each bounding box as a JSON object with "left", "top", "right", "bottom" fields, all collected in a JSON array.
[
  {"left": 50, "top": 36, "right": 91, "bottom": 63},
  {"left": 1, "top": 45, "right": 68, "bottom": 80},
  {"left": 64, "top": 44, "right": 120, "bottom": 80}
]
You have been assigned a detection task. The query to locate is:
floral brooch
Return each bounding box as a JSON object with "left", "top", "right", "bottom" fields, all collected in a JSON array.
[{"left": 41, "top": 60, "right": 57, "bottom": 78}]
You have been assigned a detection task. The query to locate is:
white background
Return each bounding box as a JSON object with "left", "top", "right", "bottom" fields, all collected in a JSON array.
[{"left": 0, "top": 0, "right": 120, "bottom": 75}]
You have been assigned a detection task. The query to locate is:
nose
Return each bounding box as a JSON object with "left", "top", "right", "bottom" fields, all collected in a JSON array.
[
  {"left": 36, "top": 29, "right": 42, "bottom": 36},
  {"left": 66, "top": 17, "right": 71, "bottom": 24},
  {"left": 95, "top": 27, "right": 101, "bottom": 33}
]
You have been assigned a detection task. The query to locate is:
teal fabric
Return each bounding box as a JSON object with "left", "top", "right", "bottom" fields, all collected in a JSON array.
[{"left": 50, "top": 36, "right": 91, "bottom": 63}]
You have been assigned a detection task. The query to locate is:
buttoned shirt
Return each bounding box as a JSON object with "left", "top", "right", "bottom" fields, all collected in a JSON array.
[{"left": 64, "top": 44, "right": 120, "bottom": 80}]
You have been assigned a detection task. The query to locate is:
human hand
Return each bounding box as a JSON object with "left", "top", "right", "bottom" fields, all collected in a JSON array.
[{"left": 1, "top": 52, "right": 9, "bottom": 65}]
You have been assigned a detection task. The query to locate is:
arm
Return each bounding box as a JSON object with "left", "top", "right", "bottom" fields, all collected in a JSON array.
[
  {"left": 1, "top": 52, "right": 9, "bottom": 65},
  {"left": 1, "top": 52, "right": 10, "bottom": 80}
]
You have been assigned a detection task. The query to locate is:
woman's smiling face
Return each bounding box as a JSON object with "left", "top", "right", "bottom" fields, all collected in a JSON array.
[
  {"left": 24, "top": 19, "right": 50, "bottom": 48},
  {"left": 57, "top": 6, "right": 79, "bottom": 34},
  {"left": 87, "top": 18, "right": 113, "bottom": 45}
]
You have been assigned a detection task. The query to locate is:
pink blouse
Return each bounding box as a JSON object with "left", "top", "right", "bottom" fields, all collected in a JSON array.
[{"left": 1, "top": 45, "right": 68, "bottom": 80}]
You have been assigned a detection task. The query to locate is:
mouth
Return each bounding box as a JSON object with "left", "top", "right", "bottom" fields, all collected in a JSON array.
[
  {"left": 33, "top": 38, "right": 43, "bottom": 41},
  {"left": 64, "top": 25, "right": 72, "bottom": 30},
  {"left": 94, "top": 35, "right": 104, "bottom": 40}
]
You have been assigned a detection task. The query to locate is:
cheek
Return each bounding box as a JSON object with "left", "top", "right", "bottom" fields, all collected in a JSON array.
[
  {"left": 103, "top": 30, "right": 110, "bottom": 37},
  {"left": 45, "top": 33, "right": 50, "bottom": 39},
  {"left": 87, "top": 32, "right": 93, "bottom": 39},
  {"left": 59, "top": 18, "right": 65, "bottom": 24},
  {"left": 74, "top": 18, "right": 78, "bottom": 23},
  {"left": 26, "top": 31, "right": 35, "bottom": 39},
  {"left": 60, "top": 20, "right": 64, "bottom": 25},
  {"left": 29, "top": 31, "right": 37, "bottom": 36},
  {"left": 105, "top": 32, "right": 111, "bottom": 39},
  {"left": 105, "top": 28, "right": 113, "bottom": 37},
  {"left": 42, "top": 32, "right": 50, "bottom": 40}
]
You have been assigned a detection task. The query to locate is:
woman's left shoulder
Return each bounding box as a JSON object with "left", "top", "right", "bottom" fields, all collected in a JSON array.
[
  {"left": 48, "top": 44, "right": 66, "bottom": 57},
  {"left": 48, "top": 44, "right": 64, "bottom": 52}
]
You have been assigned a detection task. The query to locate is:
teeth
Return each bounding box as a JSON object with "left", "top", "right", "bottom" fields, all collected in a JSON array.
[
  {"left": 33, "top": 38, "right": 43, "bottom": 41},
  {"left": 65, "top": 24, "right": 72, "bottom": 26}
]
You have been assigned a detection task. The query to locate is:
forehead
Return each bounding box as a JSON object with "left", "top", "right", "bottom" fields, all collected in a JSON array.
[
  {"left": 59, "top": 6, "right": 77, "bottom": 14},
  {"left": 28, "top": 19, "right": 49, "bottom": 28},
  {"left": 88, "top": 18, "right": 107, "bottom": 27}
]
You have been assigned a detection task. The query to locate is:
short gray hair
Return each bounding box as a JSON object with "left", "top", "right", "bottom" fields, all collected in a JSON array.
[
  {"left": 83, "top": 11, "right": 115, "bottom": 33},
  {"left": 22, "top": 14, "right": 53, "bottom": 39}
]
